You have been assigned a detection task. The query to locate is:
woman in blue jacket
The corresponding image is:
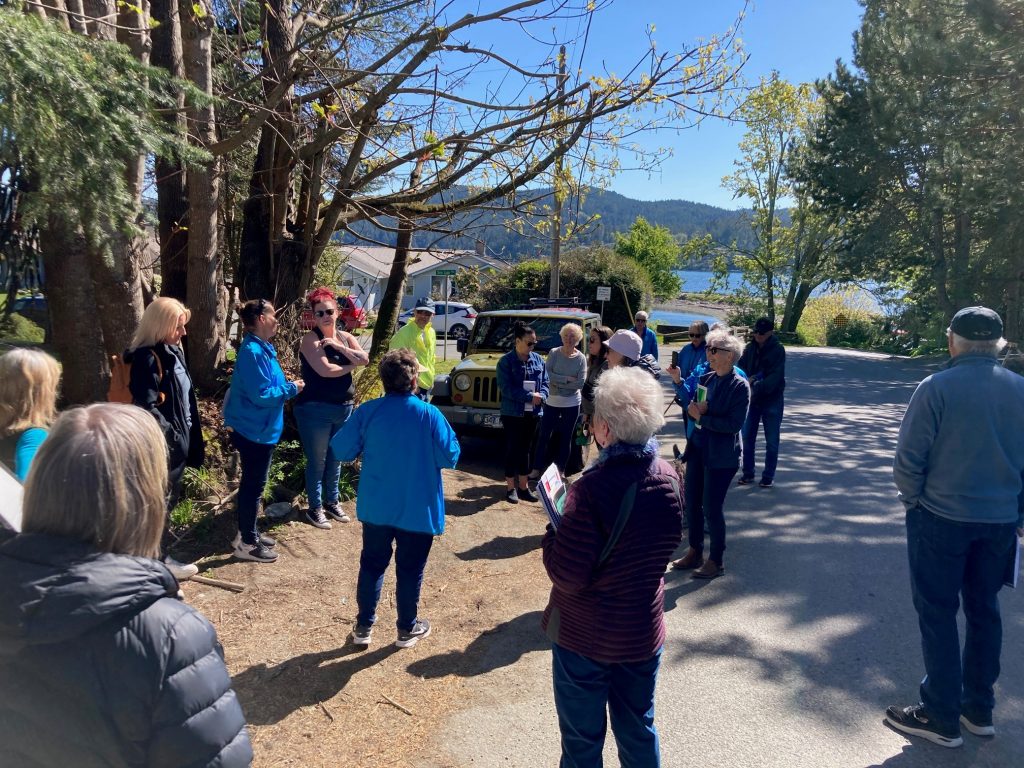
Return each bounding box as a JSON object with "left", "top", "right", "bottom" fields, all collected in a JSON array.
[
  {"left": 331, "top": 349, "right": 460, "bottom": 648},
  {"left": 224, "top": 299, "right": 304, "bottom": 563},
  {"left": 672, "top": 327, "right": 750, "bottom": 580},
  {"left": 496, "top": 322, "right": 549, "bottom": 504}
]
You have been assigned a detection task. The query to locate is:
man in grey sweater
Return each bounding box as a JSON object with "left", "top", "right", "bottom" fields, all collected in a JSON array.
[{"left": 886, "top": 306, "right": 1024, "bottom": 748}]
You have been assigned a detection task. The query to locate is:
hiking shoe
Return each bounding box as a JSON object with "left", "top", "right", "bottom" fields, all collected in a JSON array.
[
  {"left": 885, "top": 704, "right": 962, "bottom": 748},
  {"left": 233, "top": 541, "right": 279, "bottom": 563},
  {"left": 737, "top": 476, "right": 754, "bottom": 485},
  {"left": 960, "top": 712, "right": 995, "bottom": 737},
  {"left": 518, "top": 487, "right": 539, "bottom": 503},
  {"left": 672, "top": 443, "right": 683, "bottom": 461},
  {"left": 396, "top": 618, "right": 431, "bottom": 648},
  {"left": 232, "top": 531, "right": 276, "bottom": 549},
  {"left": 305, "top": 507, "right": 332, "bottom": 529},
  {"left": 351, "top": 624, "right": 373, "bottom": 646},
  {"left": 759, "top": 479, "right": 774, "bottom": 488},
  {"left": 323, "top": 501, "right": 351, "bottom": 523},
  {"left": 505, "top": 488, "right": 519, "bottom": 504},
  {"left": 163, "top": 556, "right": 198, "bottom": 581}
]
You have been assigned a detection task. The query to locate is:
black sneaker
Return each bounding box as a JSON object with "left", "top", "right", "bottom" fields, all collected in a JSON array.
[
  {"left": 885, "top": 704, "right": 963, "bottom": 748},
  {"left": 323, "top": 501, "right": 351, "bottom": 523},
  {"left": 233, "top": 541, "right": 279, "bottom": 563},
  {"left": 505, "top": 488, "right": 519, "bottom": 504},
  {"left": 758, "top": 479, "right": 774, "bottom": 488},
  {"left": 232, "top": 531, "right": 276, "bottom": 549},
  {"left": 518, "top": 487, "right": 539, "bottom": 503},
  {"left": 737, "top": 476, "right": 754, "bottom": 485},
  {"left": 305, "top": 507, "right": 332, "bottom": 529},
  {"left": 351, "top": 624, "right": 373, "bottom": 646},
  {"left": 396, "top": 618, "right": 431, "bottom": 648},
  {"left": 960, "top": 712, "right": 995, "bottom": 737}
]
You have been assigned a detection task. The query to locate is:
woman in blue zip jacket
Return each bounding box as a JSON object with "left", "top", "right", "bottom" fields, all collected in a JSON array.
[
  {"left": 496, "top": 322, "right": 549, "bottom": 504},
  {"left": 224, "top": 299, "right": 304, "bottom": 563}
]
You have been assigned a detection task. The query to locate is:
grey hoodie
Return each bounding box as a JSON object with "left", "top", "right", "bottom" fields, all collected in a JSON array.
[{"left": 0, "top": 533, "right": 252, "bottom": 767}]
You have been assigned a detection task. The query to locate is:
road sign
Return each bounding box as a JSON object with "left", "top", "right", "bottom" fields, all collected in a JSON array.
[
  {"left": 596, "top": 286, "right": 611, "bottom": 301},
  {"left": 436, "top": 268, "right": 457, "bottom": 276}
]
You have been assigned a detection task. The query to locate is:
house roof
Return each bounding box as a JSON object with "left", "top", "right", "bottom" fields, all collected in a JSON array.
[{"left": 336, "top": 245, "right": 508, "bottom": 280}]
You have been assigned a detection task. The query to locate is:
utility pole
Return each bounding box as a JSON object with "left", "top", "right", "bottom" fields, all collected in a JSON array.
[{"left": 549, "top": 45, "right": 566, "bottom": 300}]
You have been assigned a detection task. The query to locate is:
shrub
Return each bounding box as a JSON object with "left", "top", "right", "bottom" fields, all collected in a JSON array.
[
  {"left": 797, "top": 290, "right": 880, "bottom": 348},
  {"left": 0, "top": 313, "right": 45, "bottom": 343}
]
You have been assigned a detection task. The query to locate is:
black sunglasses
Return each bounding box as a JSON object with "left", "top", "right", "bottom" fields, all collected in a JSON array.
[
  {"left": 689, "top": 333, "right": 704, "bottom": 338},
  {"left": 707, "top": 346, "right": 722, "bottom": 355},
  {"left": 525, "top": 341, "right": 537, "bottom": 347},
  {"left": 315, "top": 308, "right": 336, "bottom": 318}
]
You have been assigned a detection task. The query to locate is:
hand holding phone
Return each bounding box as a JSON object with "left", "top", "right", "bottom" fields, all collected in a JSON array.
[{"left": 671, "top": 350, "right": 679, "bottom": 368}]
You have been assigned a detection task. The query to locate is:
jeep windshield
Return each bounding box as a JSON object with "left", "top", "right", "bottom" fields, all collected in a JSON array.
[{"left": 470, "top": 316, "right": 583, "bottom": 354}]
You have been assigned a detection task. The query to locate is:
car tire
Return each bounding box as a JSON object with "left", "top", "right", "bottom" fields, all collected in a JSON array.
[{"left": 449, "top": 323, "right": 469, "bottom": 340}]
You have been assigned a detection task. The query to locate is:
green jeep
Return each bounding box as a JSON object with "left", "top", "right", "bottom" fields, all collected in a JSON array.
[{"left": 431, "top": 304, "right": 602, "bottom": 434}]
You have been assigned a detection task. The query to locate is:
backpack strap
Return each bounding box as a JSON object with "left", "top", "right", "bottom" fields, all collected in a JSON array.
[{"left": 597, "top": 481, "right": 638, "bottom": 567}]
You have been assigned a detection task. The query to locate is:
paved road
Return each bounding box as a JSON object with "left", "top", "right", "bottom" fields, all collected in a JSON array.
[{"left": 434, "top": 345, "right": 1024, "bottom": 767}]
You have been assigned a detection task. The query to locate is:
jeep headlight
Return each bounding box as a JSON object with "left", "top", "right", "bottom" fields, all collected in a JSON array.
[{"left": 453, "top": 373, "right": 472, "bottom": 392}]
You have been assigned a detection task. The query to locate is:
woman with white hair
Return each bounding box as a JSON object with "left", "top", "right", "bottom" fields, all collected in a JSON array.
[
  {"left": 0, "top": 404, "right": 252, "bottom": 766},
  {"left": 126, "top": 296, "right": 206, "bottom": 580},
  {"left": 542, "top": 366, "right": 683, "bottom": 767},
  {"left": 533, "top": 322, "right": 587, "bottom": 477},
  {"left": 0, "top": 348, "right": 61, "bottom": 482},
  {"left": 672, "top": 327, "right": 750, "bottom": 579}
]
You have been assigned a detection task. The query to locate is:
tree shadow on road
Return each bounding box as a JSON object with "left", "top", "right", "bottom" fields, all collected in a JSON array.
[{"left": 405, "top": 610, "right": 548, "bottom": 679}]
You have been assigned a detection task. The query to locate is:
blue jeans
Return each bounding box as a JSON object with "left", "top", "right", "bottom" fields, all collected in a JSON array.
[
  {"left": 685, "top": 452, "right": 736, "bottom": 565},
  {"left": 552, "top": 643, "right": 662, "bottom": 768},
  {"left": 230, "top": 431, "right": 276, "bottom": 545},
  {"left": 535, "top": 403, "right": 580, "bottom": 473},
  {"left": 293, "top": 400, "right": 353, "bottom": 509},
  {"left": 356, "top": 521, "right": 434, "bottom": 632},
  {"left": 906, "top": 504, "right": 1017, "bottom": 730},
  {"left": 741, "top": 398, "right": 783, "bottom": 482}
]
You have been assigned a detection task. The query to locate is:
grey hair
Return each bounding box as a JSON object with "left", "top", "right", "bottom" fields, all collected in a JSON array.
[
  {"left": 560, "top": 322, "right": 584, "bottom": 344},
  {"left": 634, "top": 311, "right": 649, "bottom": 322},
  {"left": 707, "top": 328, "right": 743, "bottom": 361},
  {"left": 593, "top": 366, "right": 665, "bottom": 445},
  {"left": 947, "top": 330, "right": 1005, "bottom": 356}
]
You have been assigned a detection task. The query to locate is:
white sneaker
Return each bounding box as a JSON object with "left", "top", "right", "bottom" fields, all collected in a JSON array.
[{"left": 163, "top": 556, "right": 199, "bottom": 581}]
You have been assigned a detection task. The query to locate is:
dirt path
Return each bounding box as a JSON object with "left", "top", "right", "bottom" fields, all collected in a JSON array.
[{"left": 182, "top": 435, "right": 559, "bottom": 768}]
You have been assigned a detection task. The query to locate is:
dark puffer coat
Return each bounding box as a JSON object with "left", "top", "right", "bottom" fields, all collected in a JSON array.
[{"left": 0, "top": 533, "right": 252, "bottom": 767}]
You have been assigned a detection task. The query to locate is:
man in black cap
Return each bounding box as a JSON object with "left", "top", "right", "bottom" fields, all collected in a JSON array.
[
  {"left": 390, "top": 297, "right": 437, "bottom": 400},
  {"left": 886, "top": 306, "right": 1024, "bottom": 748},
  {"left": 737, "top": 316, "right": 786, "bottom": 487}
]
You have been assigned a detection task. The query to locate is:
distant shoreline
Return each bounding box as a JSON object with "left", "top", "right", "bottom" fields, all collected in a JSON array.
[{"left": 652, "top": 296, "right": 731, "bottom": 321}]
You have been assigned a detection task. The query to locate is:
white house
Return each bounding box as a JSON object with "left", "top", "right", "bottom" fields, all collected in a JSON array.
[{"left": 334, "top": 242, "right": 509, "bottom": 311}]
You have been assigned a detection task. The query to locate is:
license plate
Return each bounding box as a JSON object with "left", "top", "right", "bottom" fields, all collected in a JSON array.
[{"left": 482, "top": 414, "right": 502, "bottom": 428}]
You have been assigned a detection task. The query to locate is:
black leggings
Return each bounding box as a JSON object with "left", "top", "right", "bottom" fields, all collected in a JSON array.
[{"left": 501, "top": 414, "right": 538, "bottom": 479}]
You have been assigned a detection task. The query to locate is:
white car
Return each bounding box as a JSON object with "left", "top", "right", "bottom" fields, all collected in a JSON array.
[{"left": 398, "top": 301, "right": 477, "bottom": 340}]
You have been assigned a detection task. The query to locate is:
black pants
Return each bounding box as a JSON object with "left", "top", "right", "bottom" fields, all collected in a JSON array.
[
  {"left": 685, "top": 451, "right": 736, "bottom": 565},
  {"left": 501, "top": 414, "right": 538, "bottom": 479}
]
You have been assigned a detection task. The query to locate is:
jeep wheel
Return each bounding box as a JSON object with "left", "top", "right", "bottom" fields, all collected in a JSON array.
[{"left": 448, "top": 323, "right": 469, "bottom": 341}]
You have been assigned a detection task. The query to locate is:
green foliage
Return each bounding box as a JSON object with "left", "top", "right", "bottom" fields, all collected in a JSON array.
[
  {"left": 311, "top": 245, "right": 346, "bottom": 289},
  {"left": 263, "top": 439, "right": 305, "bottom": 502},
  {"left": 613, "top": 216, "right": 682, "bottom": 300},
  {"left": 452, "top": 265, "right": 485, "bottom": 307},
  {"left": 796, "top": 290, "right": 880, "bottom": 347},
  {"left": 0, "top": 10, "right": 207, "bottom": 234},
  {"left": 0, "top": 313, "right": 45, "bottom": 343}
]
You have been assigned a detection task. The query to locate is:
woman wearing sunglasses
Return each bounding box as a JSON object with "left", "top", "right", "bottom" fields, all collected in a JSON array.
[
  {"left": 671, "top": 327, "right": 749, "bottom": 579},
  {"left": 295, "top": 287, "right": 370, "bottom": 530},
  {"left": 496, "top": 322, "right": 549, "bottom": 504}
]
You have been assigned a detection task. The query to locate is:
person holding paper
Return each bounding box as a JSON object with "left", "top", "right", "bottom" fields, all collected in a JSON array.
[
  {"left": 671, "top": 328, "right": 749, "bottom": 580},
  {"left": 496, "top": 322, "right": 548, "bottom": 504},
  {"left": 886, "top": 307, "right": 1024, "bottom": 748},
  {"left": 541, "top": 366, "right": 683, "bottom": 768}
]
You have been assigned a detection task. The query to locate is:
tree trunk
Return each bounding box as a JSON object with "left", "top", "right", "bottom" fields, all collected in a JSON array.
[
  {"left": 782, "top": 282, "right": 814, "bottom": 334},
  {"left": 151, "top": 0, "right": 189, "bottom": 301},
  {"left": 181, "top": 0, "right": 225, "bottom": 390},
  {"left": 39, "top": 215, "right": 108, "bottom": 404}
]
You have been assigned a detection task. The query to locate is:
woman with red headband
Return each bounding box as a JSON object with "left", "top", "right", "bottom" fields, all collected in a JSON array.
[{"left": 295, "top": 287, "right": 370, "bottom": 530}]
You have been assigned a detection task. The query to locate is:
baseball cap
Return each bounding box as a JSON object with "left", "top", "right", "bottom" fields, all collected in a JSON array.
[
  {"left": 606, "top": 329, "right": 642, "bottom": 361},
  {"left": 753, "top": 317, "right": 774, "bottom": 334},
  {"left": 949, "top": 306, "right": 1003, "bottom": 340},
  {"left": 414, "top": 297, "right": 435, "bottom": 314}
]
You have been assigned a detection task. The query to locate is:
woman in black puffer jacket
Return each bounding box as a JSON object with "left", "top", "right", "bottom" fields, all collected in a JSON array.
[{"left": 0, "top": 404, "right": 252, "bottom": 768}]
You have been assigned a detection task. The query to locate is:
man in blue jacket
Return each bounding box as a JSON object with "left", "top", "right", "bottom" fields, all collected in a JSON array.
[
  {"left": 633, "top": 311, "right": 659, "bottom": 361},
  {"left": 331, "top": 349, "right": 460, "bottom": 649},
  {"left": 886, "top": 307, "right": 1024, "bottom": 748}
]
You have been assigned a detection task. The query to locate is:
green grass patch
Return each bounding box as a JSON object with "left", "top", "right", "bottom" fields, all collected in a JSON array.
[{"left": 0, "top": 313, "right": 45, "bottom": 343}]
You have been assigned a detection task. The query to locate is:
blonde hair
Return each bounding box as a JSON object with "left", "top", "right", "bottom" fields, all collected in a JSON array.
[
  {"left": 560, "top": 322, "right": 584, "bottom": 346},
  {"left": 0, "top": 348, "right": 61, "bottom": 435},
  {"left": 130, "top": 297, "right": 190, "bottom": 351},
  {"left": 22, "top": 404, "right": 168, "bottom": 558},
  {"left": 593, "top": 366, "right": 665, "bottom": 445}
]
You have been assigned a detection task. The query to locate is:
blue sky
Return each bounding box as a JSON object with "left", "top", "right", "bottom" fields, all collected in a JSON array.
[{"left": 441, "top": 0, "right": 864, "bottom": 210}]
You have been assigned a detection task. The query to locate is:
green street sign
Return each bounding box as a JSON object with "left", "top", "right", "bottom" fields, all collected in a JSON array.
[{"left": 435, "top": 268, "right": 457, "bottom": 275}]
